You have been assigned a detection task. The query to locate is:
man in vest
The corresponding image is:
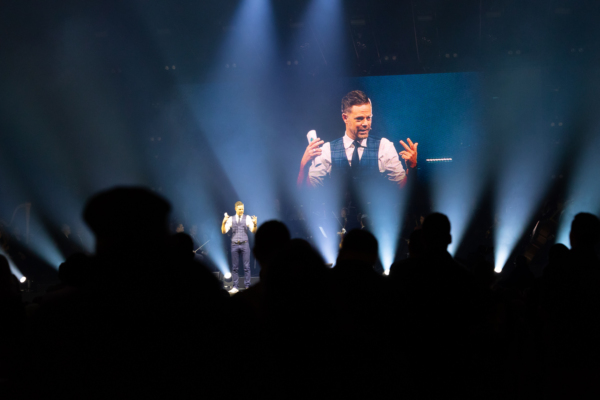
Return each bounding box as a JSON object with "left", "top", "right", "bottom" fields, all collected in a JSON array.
[
  {"left": 297, "top": 90, "right": 418, "bottom": 188},
  {"left": 221, "top": 201, "right": 257, "bottom": 294}
]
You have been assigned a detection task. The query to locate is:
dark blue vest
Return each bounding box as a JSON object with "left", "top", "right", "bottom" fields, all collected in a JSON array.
[
  {"left": 231, "top": 215, "right": 249, "bottom": 242},
  {"left": 330, "top": 135, "right": 383, "bottom": 182}
]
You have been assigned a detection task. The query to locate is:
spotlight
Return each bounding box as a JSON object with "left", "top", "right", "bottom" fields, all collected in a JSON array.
[
  {"left": 20, "top": 276, "right": 27, "bottom": 283},
  {"left": 383, "top": 270, "right": 390, "bottom": 276},
  {"left": 224, "top": 272, "right": 232, "bottom": 280}
]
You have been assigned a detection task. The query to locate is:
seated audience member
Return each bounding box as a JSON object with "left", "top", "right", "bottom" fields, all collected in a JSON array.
[
  {"left": 253, "top": 220, "right": 292, "bottom": 282},
  {"left": 260, "top": 238, "right": 333, "bottom": 398},
  {"left": 389, "top": 227, "right": 424, "bottom": 279},
  {"left": 497, "top": 254, "right": 535, "bottom": 293},
  {"left": 400, "top": 213, "right": 487, "bottom": 398},
  {"left": 543, "top": 243, "right": 569, "bottom": 277},
  {"left": 39, "top": 253, "right": 94, "bottom": 306},
  {"left": 542, "top": 213, "right": 600, "bottom": 398},
  {"left": 27, "top": 187, "right": 226, "bottom": 399},
  {"left": 329, "top": 229, "right": 397, "bottom": 397}
]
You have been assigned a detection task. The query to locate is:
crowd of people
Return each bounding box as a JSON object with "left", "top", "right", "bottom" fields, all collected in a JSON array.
[{"left": 1, "top": 186, "right": 599, "bottom": 399}]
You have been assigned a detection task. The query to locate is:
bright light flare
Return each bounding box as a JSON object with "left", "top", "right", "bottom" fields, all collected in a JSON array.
[
  {"left": 1, "top": 250, "right": 24, "bottom": 281},
  {"left": 224, "top": 272, "right": 232, "bottom": 280},
  {"left": 20, "top": 276, "right": 27, "bottom": 283},
  {"left": 494, "top": 135, "right": 555, "bottom": 272},
  {"left": 27, "top": 219, "right": 65, "bottom": 269},
  {"left": 556, "top": 129, "right": 600, "bottom": 246},
  {"left": 357, "top": 181, "right": 405, "bottom": 271}
]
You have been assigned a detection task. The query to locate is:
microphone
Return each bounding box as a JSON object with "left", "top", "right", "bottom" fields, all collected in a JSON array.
[{"left": 306, "top": 130, "right": 320, "bottom": 167}]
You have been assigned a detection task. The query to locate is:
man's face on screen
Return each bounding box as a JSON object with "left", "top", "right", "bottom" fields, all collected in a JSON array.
[
  {"left": 236, "top": 205, "right": 244, "bottom": 216},
  {"left": 343, "top": 103, "right": 372, "bottom": 141}
]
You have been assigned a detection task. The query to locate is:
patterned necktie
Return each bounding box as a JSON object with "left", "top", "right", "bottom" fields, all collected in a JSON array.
[{"left": 351, "top": 140, "right": 361, "bottom": 169}]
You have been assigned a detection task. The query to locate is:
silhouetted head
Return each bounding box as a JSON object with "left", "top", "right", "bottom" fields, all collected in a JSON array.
[
  {"left": 338, "top": 229, "right": 378, "bottom": 266},
  {"left": 570, "top": 212, "right": 600, "bottom": 251},
  {"left": 58, "top": 252, "right": 92, "bottom": 288},
  {"left": 422, "top": 213, "right": 452, "bottom": 252},
  {"left": 83, "top": 187, "right": 171, "bottom": 255},
  {"left": 253, "top": 220, "right": 291, "bottom": 273},
  {"left": 549, "top": 243, "right": 569, "bottom": 261}
]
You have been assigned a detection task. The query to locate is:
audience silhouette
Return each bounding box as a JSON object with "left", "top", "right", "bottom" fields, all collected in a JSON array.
[{"left": 2, "top": 188, "right": 600, "bottom": 399}]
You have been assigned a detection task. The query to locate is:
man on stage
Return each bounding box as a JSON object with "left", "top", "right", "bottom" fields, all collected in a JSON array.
[
  {"left": 221, "top": 201, "right": 257, "bottom": 294},
  {"left": 297, "top": 90, "right": 418, "bottom": 188}
]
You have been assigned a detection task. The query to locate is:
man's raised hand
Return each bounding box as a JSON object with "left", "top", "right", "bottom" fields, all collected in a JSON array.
[
  {"left": 301, "top": 138, "right": 324, "bottom": 168},
  {"left": 399, "top": 138, "right": 418, "bottom": 169}
]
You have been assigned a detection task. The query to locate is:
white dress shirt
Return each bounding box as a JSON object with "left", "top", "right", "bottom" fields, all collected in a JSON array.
[
  {"left": 308, "top": 133, "right": 406, "bottom": 187},
  {"left": 223, "top": 214, "right": 254, "bottom": 233}
]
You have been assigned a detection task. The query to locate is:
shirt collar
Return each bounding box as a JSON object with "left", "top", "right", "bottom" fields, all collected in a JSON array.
[{"left": 343, "top": 133, "right": 367, "bottom": 149}]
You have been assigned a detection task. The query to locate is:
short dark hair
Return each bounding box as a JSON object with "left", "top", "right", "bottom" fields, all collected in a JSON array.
[
  {"left": 422, "top": 212, "right": 451, "bottom": 249},
  {"left": 571, "top": 212, "right": 600, "bottom": 248},
  {"left": 341, "top": 90, "right": 370, "bottom": 114},
  {"left": 341, "top": 229, "right": 378, "bottom": 257},
  {"left": 83, "top": 186, "right": 171, "bottom": 244},
  {"left": 234, "top": 201, "right": 244, "bottom": 208},
  {"left": 254, "top": 220, "right": 291, "bottom": 264}
]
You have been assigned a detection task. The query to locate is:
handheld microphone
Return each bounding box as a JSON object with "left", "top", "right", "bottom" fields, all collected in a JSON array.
[{"left": 306, "top": 130, "right": 320, "bottom": 167}]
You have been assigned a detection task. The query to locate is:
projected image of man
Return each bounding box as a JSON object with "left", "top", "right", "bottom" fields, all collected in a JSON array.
[
  {"left": 297, "top": 90, "right": 418, "bottom": 188},
  {"left": 221, "top": 201, "right": 257, "bottom": 294}
]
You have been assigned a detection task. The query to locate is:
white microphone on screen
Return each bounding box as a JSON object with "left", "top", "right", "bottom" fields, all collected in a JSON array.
[{"left": 306, "top": 130, "right": 319, "bottom": 167}]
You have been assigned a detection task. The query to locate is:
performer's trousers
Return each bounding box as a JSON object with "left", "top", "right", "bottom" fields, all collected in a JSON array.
[{"left": 231, "top": 241, "right": 251, "bottom": 289}]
